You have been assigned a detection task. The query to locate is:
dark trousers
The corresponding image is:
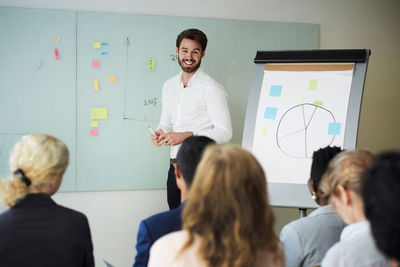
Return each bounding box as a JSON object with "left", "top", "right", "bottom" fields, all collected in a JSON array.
[{"left": 167, "top": 163, "right": 181, "bottom": 210}]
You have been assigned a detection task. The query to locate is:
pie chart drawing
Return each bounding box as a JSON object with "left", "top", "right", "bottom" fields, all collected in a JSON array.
[{"left": 276, "top": 103, "right": 336, "bottom": 158}]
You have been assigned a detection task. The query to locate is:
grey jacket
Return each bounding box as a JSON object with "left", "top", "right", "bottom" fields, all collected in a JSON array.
[{"left": 280, "top": 205, "right": 346, "bottom": 267}]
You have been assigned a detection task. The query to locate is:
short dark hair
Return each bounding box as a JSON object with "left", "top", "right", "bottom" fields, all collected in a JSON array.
[
  {"left": 362, "top": 150, "right": 400, "bottom": 261},
  {"left": 176, "top": 136, "right": 215, "bottom": 188},
  {"left": 176, "top": 28, "right": 208, "bottom": 52},
  {"left": 310, "top": 146, "right": 343, "bottom": 189}
]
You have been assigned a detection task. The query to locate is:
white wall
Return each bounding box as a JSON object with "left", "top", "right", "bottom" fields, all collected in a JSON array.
[{"left": 1, "top": 0, "right": 399, "bottom": 266}]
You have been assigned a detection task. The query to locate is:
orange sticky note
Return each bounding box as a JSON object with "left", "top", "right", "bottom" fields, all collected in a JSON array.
[
  {"left": 92, "top": 60, "right": 100, "bottom": 67},
  {"left": 91, "top": 128, "right": 98, "bottom": 136},
  {"left": 94, "top": 80, "right": 99, "bottom": 91},
  {"left": 108, "top": 76, "right": 116, "bottom": 82}
]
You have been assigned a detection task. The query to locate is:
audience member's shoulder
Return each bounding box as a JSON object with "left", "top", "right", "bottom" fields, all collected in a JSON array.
[
  {"left": 163, "top": 73, "right": 180, "bottom": 88},
  {"left": 151, "top": 230, "right": 188, "bottom": 257},
  {"left": 144, "top": 206, "right": 182, "bottom": 227},
  {"left": 55, "top": 203, "right": 89, "bottom": 225},
  {"left": 0, "top": 208, "right": 13, "bottom": 227}
]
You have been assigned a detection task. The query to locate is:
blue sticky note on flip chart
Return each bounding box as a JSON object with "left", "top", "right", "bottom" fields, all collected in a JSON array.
[
  {"left": 328, "top": 122, "right": 341, "bottom": 135},
  {"left": 269, "top": 85, "right": 282, "bottom": 97},
  {"left": 264, "top": 107, "right": 277, "bottom": 119}
]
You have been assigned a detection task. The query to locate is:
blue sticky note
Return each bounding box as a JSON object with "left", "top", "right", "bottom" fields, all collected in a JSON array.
[
  {"left": 264, "top": 107, "right": 277, "bottom": 119},
  {"left": 101, "top": 42, "right": 109, "bottom": 46},
  {"left": 269, "top": 85, "right": 282, "bottom": 97},
  {"left": 328, "top": 122, "right": 341, "bottom": 135},
  {"left": 101, "top": 52, "right": 108, "bottom": 55}
]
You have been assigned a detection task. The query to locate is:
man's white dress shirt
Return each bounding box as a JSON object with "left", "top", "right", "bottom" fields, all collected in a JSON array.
[{"left": 158, "top": 68, "right": 232, "bottom": 158}]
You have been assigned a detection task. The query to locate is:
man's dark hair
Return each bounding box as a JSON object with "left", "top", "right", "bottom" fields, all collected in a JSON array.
[
  {"left": 310, "top": 146, "right": 343, "bottom": 188},
  {"left": 362, "top": 150, "right": 400, "bottom": 261},
  {"left": 176, "top": 136, "right": 215, "bottom": 188},
  {"left": 176, "top": 28, "right": 208, "bottom": 52}
]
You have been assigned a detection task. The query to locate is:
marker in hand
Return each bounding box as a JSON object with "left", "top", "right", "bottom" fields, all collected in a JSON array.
[{"left": 148, "top": 125, "right": 156, "bottom": 136}]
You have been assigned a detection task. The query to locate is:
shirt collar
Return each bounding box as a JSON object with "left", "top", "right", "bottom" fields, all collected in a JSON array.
[
  {"left": 340, "top": 220, "right": 370, "bottom": 241},
  {"left": 178, "top": 68, "right": 203, "bottom": 88},
  {"left": 309, "top": 204, "right": 337, "bottom": 217},
  {"left": 14, "top": 193, "right": 56, "bottom": 208}
]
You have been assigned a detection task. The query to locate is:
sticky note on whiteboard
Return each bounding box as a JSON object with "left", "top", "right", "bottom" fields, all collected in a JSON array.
[
  {"left": 94, "top": 80, "right": 99, "bottom": 91},
  {"left": 264, "top": 107, "right": 277, "bottom": 119},
  {"left": 90, "top": 108, "right": 108, "bottom": 120},
  {"left": 108, "top": 76, "right": 116, "bottom": 82},
  {"left": 262, "top": 125, "right": 267, "bottom": 137},
  {"left": 92, "top": 60, "right": 100, "bottom": 67},
  {"left": 328, "top": 122, "right": 341, "bottom": 135},
  {"left": 313, "top": 100, "right": 323, "bottom": 107},
  {"left": 308, "top": 79, "right": 318, "bottom": 90},
  {"left": 269, "top": 85, "right": 282, "bottom": 97},
  {"left": 91, "top": 121, "right": 99, "bottom": 127},
  {"left": 93, "top": 42, "right": 101, "bottom": 48},
  {"left": 91, "top": 128, "right": 99, "bottom": 136},
  {"left": 148, "top": 58, "right": 156, "bottom": 70}
]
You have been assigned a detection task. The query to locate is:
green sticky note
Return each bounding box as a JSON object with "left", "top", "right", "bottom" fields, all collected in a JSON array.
[
  {"left": 91, "top": 121, "right": 99, "bottom": 127},
  {"left": 313, "top": 100, "right": 323, "bottom": 107},
  {"left": 93, "top": 42, "right": 101, "bottom": 48},
  {"left": 308, "top": 79, "right": 317, "bottom": 90},
  {"left": 147, "top": 58, "right": 156, "bottom": 70},
  {"left": 90, "top": 108, "right": 108, "bottom": 120}
]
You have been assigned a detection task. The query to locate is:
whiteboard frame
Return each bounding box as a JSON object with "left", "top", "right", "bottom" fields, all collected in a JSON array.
[{"left": 242, "top": 49, "right": 370, "bottom": 208}]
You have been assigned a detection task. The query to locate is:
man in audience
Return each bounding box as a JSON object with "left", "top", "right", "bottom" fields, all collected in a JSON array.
[
  {"left": 362, "top": 150, "right": 400, "bottom": 267},
  {"left": 280, "top": 146, "right": 346, "bottom": 267},
  {"left": 132, "top": 136, "right": 215, "bottom": 267}
]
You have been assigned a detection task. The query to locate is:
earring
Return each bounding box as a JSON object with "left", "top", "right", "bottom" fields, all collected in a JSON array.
[{"left": 312, "top": 191, "right": 317, "bottom": 200}]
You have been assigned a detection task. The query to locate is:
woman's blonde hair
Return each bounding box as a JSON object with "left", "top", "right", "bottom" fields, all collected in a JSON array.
[
  {"left": 0, "top": 133, "right": 69, "bottom": 207},
  {"left": 181, "top": 144, "right": 282, "bottom": 267},
  {"left": 319, "top": 149, "right": 373, "bottom": 199}
]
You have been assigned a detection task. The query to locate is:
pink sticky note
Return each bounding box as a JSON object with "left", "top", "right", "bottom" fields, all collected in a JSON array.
[
  {"left": 54, "top": 48, "right": 59, "bottom": 60},
  {"left": 91, "top": 128, "right": 98, "bottom": 136},
  {"left": 92, "top": 60, "right": 100, "bottom": 67}
]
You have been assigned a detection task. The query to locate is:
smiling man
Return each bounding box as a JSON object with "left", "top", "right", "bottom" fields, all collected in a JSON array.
[{"left": 150, "top": 28, "right": 232, "bottom": 209}]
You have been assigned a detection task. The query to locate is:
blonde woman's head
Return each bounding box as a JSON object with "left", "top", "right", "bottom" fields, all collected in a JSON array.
[
  {"left": 181, "top": 144, "right": 282, "bottom": 267},
  {"left": 0, "top": 133, "right": 69, "bottom": 206},
  {"left": 319, "top": 149, "right": 373, "bottom": 223}
]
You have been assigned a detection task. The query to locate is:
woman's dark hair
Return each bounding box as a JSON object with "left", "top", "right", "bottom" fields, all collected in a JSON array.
[{"left": 362, "top": 150, "right": 400, "bottom": 261}]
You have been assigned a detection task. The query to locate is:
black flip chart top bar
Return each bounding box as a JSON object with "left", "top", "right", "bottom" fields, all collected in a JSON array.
[{"left": 254, "top": 49, "right": 370, "bottom": 63}]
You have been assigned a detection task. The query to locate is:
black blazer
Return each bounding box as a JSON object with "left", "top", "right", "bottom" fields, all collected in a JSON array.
[{"left": 0, "top": 193, "right": 94, "bottom": 267}]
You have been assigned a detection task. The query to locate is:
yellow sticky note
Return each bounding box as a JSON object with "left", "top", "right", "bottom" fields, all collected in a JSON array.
[
  {"left": 93, "top": 42, "right": 101, "bottom": 48},
  {"left": 90, "top": 108, "right": 108, "bottom": 120},
  {"left": 94, "top": 80, "right": 99, "bottom": 91},
  {"left": 91, "top": 121, "right": 99, "bottom": 127},
  {"left": 147, "top": 58, "right": 156, "bottom": 70},
  {"left": 108, "top": 76, "right": 116, "bottom": 82},
  {"left": 262, "top": 125, "right": 267, "bottom": 137},
  {"left": 55, "top": 37, "right": 61, "bottom": 43}
]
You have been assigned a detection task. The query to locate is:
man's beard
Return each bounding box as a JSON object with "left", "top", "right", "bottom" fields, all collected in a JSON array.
[{"left": 178, "top": 56, "right": 202, "bottom": 73}]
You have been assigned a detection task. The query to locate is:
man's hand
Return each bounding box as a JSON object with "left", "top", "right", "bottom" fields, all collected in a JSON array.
[
  {"left": 150, "top": 129, "right": 164, "bottom": 147},
  {"left": 158, "top": 131, "right": 193, "bottom": 146}
]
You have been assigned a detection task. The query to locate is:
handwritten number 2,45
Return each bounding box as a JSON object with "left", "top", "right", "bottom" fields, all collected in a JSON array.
[{"left": 144, "top": 98, "right": 157, "bottom": 106}]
